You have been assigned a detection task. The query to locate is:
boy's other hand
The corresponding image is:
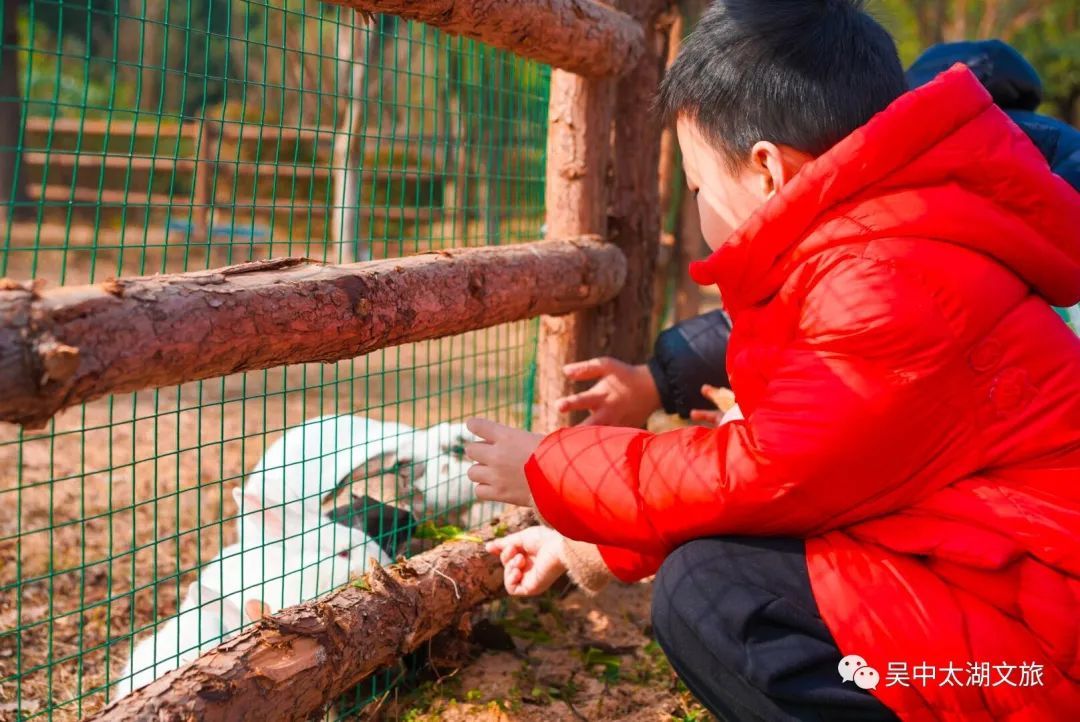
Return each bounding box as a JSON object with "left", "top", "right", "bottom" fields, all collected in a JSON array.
[
  {"left": 689, "top": 409, "right": 726, "bottom": 426},
  {"left": 700, "top": 384, "right": 736, "bottom": 412},
  {"left": 690, "top": 384, "right": 742, "bottom": 427},
  {"left": 486, "top": 526, "right": 567, "bottom": 596},
  {"left": 557, "top": 357, "right": 660, "bottom": 427},
  {"left": 464, "top": 418, "right": 543, "bottom": 508}
]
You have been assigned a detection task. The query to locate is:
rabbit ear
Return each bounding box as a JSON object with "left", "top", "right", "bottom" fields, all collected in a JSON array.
[
  {"left": 240, "top": 492, "right": 291, "bottom": 540},
  {"left": 220, "top": 595, "right": 243, "bottom": 634},
  {"left": 259, "top": 499, "right": 286, "bottom": 539},
  {"left": 244, "top": 599, "right": 271, "bottom": 622}
]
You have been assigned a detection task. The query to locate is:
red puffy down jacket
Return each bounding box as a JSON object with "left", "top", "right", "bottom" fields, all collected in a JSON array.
[{"left": 526, "top": 66, "right": 1080, "bottom": 721}]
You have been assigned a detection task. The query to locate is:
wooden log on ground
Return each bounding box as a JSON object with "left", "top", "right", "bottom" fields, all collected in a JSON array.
[
  {"left": 324, "top": 0, "right": 644, "bottom": 79},
  {"left": 0, "top": 238, "right": 625, "bottom": 428},
  {"left": 535, "top": 71, "right": 615, "bottom": 431},
  {"left": 86, "top": 508, "right": 535, "bottom": 722}
]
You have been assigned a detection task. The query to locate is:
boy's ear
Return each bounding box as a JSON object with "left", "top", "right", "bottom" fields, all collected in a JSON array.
[
  {"left": 749, "top": 141, "right": 784, "bottom": 199},
  {"left": 750, "top": 141, "right": 813, "bottom": 199}
]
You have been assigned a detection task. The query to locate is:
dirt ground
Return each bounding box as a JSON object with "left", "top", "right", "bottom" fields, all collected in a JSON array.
[{"left": 357, "top": 581, "right": 712, "bottom": 722}]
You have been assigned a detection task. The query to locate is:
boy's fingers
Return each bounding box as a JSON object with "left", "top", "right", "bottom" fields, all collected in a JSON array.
[
  {"left": 521, "top": 568, "right": 543, "bottom": 594},
  {"left": 555, "top": 389, "right": 603, "bottom": 413},
  {"left": 465, "top": 417, "right": 504, "bottom": 443},
  {"left": 577, "top": 407, "right": 615, "bottom": 426},
  {"left": 499, "top": 545, "right": 522, "bottom": 565},
  {"left": 690, "top": 409, "right": 721, "bottom": 423},
  {"left": 467, "top": 464, "right": 495, "bottom": 486},
  {"left": 473, "top": 483, "right": 499, "bottom": 502},
  {"left": 700, "top": 384, "right": 736, "bottom": 412},
  {"left": 463, "top": 441, "right": 496, "bottom": 465},
  {"left": 562, "top": 357, "right": 615, "bottom": 381}
]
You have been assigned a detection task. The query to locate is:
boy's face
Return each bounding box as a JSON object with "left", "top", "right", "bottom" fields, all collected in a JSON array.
[{"left": 677, "top": 117, "right": 811, "bottom": 252}]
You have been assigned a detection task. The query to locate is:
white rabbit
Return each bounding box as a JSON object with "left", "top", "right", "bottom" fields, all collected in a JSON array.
[
  {"left": 207, "top": 489, "right": 392, "bottom": 616},
  {"left": 398, "top": 422, "right": 504, "bottom": 526},
  {"left": 241, "top": 414, "right": 415, "bottom": 517},
  {"left": 113, "top": 579, "right": 241, "bottom": 699},
  {"left": 114, "top": 491, "right": 392, "bottom": 700}
]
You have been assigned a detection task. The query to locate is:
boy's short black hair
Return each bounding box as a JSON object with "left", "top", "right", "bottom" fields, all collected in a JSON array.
[{"left": 659, "top": 0, "right": 906, "bottom": 167}]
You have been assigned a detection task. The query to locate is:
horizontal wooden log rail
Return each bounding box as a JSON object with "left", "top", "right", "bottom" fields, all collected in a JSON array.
[
  {"left": 86, "top": 508, "right": 536, "bottom": 722},
  {"left": 0, "top": 237, "right": 625, "bottom": 427},
  {"left": 325, "top": 0, "right": 644, "bottom": 78}
]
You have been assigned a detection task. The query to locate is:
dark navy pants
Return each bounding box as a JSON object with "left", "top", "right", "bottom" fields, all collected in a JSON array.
[{"left": 651, "top": 536, "right": 901, "bottom": 722}]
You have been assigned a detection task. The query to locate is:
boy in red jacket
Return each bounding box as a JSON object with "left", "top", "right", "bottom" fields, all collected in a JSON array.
[{"left": 465, "top": 1, "right": 1080, "bottom": 720}]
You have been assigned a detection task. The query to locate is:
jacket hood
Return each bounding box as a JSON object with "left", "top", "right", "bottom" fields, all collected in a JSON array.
[
  {"left": 689, "top": 65, "right": 1080, "bottom": 315},
  {"left": 906, "top": 40, "right": 1080, "bottom": 190}
]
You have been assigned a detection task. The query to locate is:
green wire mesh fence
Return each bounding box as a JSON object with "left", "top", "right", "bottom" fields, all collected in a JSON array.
[{"left": 0, "top": 1, "right": 549, "bottom": 718}]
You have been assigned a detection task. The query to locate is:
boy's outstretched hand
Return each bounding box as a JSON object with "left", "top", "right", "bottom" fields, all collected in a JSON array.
[
  {"left": 486, "top": 526, "right": 567, "bottom": 596},
  {"left": 690, "top": 384, "right": 741, "bottom": 427},
  {"left": 464, "top": 418, "right": 543, "bottom": 507},
  {"left": 556, "top": 357, "right": 660, "bottom": 427}
]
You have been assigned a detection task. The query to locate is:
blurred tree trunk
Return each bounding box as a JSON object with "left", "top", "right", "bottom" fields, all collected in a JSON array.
[
  {"left": 0, "top": 0, "right": 28, "bottom": 219},
  {"left": 914, "top": 0, "right": 948, "bottom": 46},
  {"left": 947, "top": 0, "right": 970, "bottom": 39},
  {"left": 482, "top": 77, "right": 505, "bottom": 246},
  {"left": 139, "top": 0, "right": 165, "bottom": 112},
  {"left": 1057, "top": 88, "right": 1079, "bottom": 127},
  {"left": 331, "top": 17, "right": 376, "bottom": 263}
]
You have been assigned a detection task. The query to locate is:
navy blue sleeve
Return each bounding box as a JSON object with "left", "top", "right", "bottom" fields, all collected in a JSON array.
[
  {"left": 1006, "top": 111, "right": 1080, "bottom": 193},
  {"left": 647, "top": 309, "right": 732, "bottom": 418}
]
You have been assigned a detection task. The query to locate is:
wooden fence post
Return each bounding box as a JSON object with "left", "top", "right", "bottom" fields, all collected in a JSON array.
[
  {"left": 533, "top": 73, "right": 615, "bottom": 431},
  {"left": 651, "top": 9, "right": 684, "bottom": 338},
  {"left": 193, "top": 119, "right": 218, "bottom": 244},
  {"left": 535, "top": 0, "right": 674, "bottom": 431},
  {"left": 607, "top": 0, "right": 675, "bottom": 363},
  {"left": 674, "top": 177, "right": 704, "bottom": 322}
]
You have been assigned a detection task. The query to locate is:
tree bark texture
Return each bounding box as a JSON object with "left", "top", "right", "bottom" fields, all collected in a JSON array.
[
  {"left": 86, "top": 508, "right": 536, "bottom": 722},
  {"left": 322, "top": 0, "right": 645, "bottom": 79},
  {"left": 0, "top": 0, "right": 28, "bottom": 218},
  {"left": 650, "top": 9, "right": 683, "bottom": 337},
  {"left": 606, "top": 0, "right": 675, "bottom": 364},
  {"left": 331, "top": 17, "right": 376, "bottom": 264},
  {"left": 0, "top": 239, "right": 626, "bottom": 428},
  {"left": 534, "top": 72, "right": 614, "bottom": 431},
  {"left": 674, "top": 180, "right": 704, "bottom": 322},
  {"left": 533, "top": 0, "right": 673, "bottom": 431}
]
